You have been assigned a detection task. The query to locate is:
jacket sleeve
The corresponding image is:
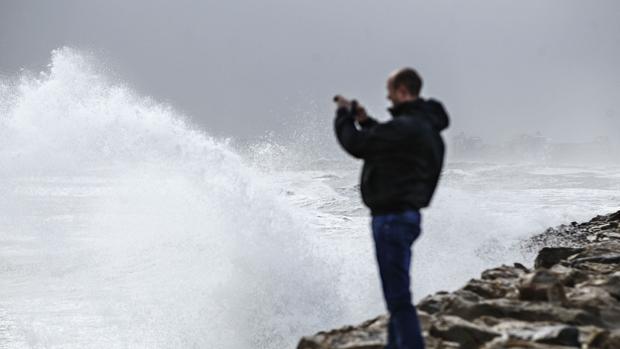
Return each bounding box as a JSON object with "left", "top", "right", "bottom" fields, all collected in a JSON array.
[
  {"left": 334, "top": 107, "right": 364, "bottom": 158},
  {"left": 358, "top": 116, "right": 379, "bottom": 130},
  {"left": 334, "top": 107, "right": 379, "bottom": 159}
]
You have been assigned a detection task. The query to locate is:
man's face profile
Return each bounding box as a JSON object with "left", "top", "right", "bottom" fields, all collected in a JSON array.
[{"left": 386, "top": 78, "right": 407, "bottom": 107}]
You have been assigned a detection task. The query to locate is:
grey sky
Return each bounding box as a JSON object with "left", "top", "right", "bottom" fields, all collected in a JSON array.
[{"left": 1, "top": 0, "right": 619, "bottom": 143}]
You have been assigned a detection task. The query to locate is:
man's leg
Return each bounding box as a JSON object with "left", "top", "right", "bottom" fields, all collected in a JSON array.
[
  {"left": 372, "top": 211, "right": 424, "bottom": 349},
  {"left": 387, "top": 314, "right": 397, "bottom": 349}
]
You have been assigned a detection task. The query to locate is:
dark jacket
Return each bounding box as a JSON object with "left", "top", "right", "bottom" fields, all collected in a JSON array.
[{"left": 334, "top": 98, "right": 449, "bottom": 215}]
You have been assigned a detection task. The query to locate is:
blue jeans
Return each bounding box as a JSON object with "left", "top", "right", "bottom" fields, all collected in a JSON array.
[{"left": 372, "top": 210, "right": 425, "bottom": 349}]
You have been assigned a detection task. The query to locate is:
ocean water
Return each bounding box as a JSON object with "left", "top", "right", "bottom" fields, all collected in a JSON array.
[{"left": 1, "top": 48, "right": 619, "bottom": 348}]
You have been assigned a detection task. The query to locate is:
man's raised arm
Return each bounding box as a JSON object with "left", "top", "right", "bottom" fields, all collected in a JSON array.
[{"left": 334, "top": 106, "right": 380, "bottom": 159}]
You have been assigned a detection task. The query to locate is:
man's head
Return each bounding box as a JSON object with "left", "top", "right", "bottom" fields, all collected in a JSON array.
[{"left": 386, "top": 68, "right": 423, "bottom": 106}]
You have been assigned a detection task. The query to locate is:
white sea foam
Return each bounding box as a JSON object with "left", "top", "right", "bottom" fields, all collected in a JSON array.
[{"left": 0, "top": 48, "right": 351, "bottom": 349}]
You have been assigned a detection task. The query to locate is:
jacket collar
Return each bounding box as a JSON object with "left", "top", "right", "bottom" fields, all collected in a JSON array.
[{"left": 388, "top": 98, "right": 426, "bottom": 118}]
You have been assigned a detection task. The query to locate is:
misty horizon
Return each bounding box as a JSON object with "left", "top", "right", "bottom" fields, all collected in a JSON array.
[{"left": 1, "top": 0, "right": 619, "bottom": 145}]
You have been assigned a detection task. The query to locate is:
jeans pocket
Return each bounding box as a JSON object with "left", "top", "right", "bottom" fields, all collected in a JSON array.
[
  {"left": 373, "top": 212, "right": 421, "bottom": 245},
  {"left": 401, "top": 210, "right": 421, "bottom": 225},
  {"left": 397, "top": 211, "right": 421, "bottom": 243}
]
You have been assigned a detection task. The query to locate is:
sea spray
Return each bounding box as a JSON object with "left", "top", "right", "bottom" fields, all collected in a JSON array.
[{"left": 0, "top": 48, "right": 349, "bottom": 348}]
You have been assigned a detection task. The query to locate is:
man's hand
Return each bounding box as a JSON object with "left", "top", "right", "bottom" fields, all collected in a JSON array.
[
  {"left": 354, "top": 105, "right": 369, "bottom": 123},
  {"left": 334, "top": 95, "right": 369, "bottom": 122},
  {"left": 333, "top": 95, "right": 351, "bottom": 109}
]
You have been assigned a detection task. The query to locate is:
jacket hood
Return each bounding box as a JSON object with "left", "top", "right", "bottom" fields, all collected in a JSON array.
[{"left": 388, "top": 98, "right": 450, "bottom": 131}]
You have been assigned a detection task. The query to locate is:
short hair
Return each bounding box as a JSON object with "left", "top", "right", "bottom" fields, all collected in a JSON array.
[{"left": 391, "top": 68, "right": 423, "bottom": 97}]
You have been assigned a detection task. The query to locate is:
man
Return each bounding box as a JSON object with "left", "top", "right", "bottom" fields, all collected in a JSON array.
[{"left": 333, "top": 68, "right": 449, "bottom": 349}]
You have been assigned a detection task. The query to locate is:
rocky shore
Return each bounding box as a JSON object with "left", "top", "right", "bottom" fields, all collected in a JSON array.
[{"left": 297, "top": 210, "right": 620, "bottom": 349}]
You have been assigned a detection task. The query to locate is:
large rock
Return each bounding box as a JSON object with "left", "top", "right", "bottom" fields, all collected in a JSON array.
[
  {"left": 417, "top": 290, "right": 482, "bottom": 315},
  {"left": 488, "top": 320, "right": 580, "bottom": 346},
  {"left": 509, "top": 325, "right": 579, "bottom": 346},
  {"left": 429, "top": 315, "right": 499, "bottom": 349},
  {"left": 296, "top": 315, "right": 388, "bottom": 349},
  {"left": 442, "top": 297, "right": 603, "bottom": 327},
  {"left": 518, "top": 269, "right": 567, "bottom": 304},
  {"left": 481, "top": 263, "right": 529, "bottom": 280},
  {"left": 462, "top": 277, "right": 517, "bottom": 299},
  {"left": 600, "top": 271, "right": 620, "bottom": 298},
  {"left": 588, "top": 329, "right": 620, "bottom": 349},
  {"left": 482, "top": 337, "right": 579, "bottom": 348},
  {"left": 535, "top": 247, "right": 584, "bottom": 269},
  {"left": 548, "top": 264, "right": 591, "bottom": 287}
]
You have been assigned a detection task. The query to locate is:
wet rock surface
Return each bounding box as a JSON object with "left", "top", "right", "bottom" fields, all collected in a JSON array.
[{"left": 297, "top": 210, "right": 620, "bottom": 349}]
